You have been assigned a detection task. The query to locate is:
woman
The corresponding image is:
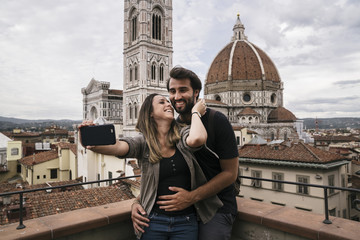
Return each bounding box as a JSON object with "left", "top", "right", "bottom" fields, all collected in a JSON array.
[{"left": 80, "top": 93, "right": 222, "bottom": 240}]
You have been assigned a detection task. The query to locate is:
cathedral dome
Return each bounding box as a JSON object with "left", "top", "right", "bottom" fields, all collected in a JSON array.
[
  {"left": 206, "top": 41, "right": 280, "bottom": 84},
  {"left": 205, "top": 15, "right": 281, "bottom": 95},
  {"left": 267, "top": 107, "right": 297, "bottom": 123}
]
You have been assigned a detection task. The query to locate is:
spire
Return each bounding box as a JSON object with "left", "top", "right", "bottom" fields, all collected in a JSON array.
[{"left": 232, "top": 14, "right": 247, "bottom": 41}]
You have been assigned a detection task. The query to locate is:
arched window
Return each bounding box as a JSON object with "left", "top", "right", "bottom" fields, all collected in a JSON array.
[
  {"left": 151, "top": 63, "right": 156, "bottom": 82},
  {"left": 134, "top": 103, "right": 138, "bottom": 119},
  {"left": 129, "top": 65, "right": 133, "bottom": 82},
  {"left": 159, "top": 64, "right": 164, "bottom": 83},
  {"left": 152, "top": 13, "right": 161, "bottom": 40},
  {"left": 134, "top": 64, "right": 138, "bottom": 81},
  {"left": 131, "top": 15, "right": 137, "bottom": 41},
  {"left": 129, "top": 103, "right": 132, "bottom": 120}
]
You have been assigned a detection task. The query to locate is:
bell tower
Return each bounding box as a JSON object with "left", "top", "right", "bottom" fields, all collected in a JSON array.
[{"left": 123, "top": 0, "right": 173, "bottom": 136}]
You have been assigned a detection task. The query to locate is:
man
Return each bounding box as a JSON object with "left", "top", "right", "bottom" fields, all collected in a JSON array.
[{"left": 131, "top": 66, "right": 239, "bottom": 240}]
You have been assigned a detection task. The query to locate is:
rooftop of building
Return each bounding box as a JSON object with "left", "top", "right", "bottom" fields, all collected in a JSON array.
[
  {"left": 0, "top": 179, "right": 134, "bottom": 225},
  {"left": 239, "top": 141, "right": 346, "bottom": 163},
  {"left": 56, "top": 142, "right": 77, "bottom": 155},
  {"left": 19, "top": 150, "right": 59, "bottom": 166},
  {"left": 205, "top": 15, "right": 281, "bottom": 85},
  {"left": 313, "top": 135, "right": 360, "bottom": 142},
  {"left": 268, "top": 106, "right": 297, "bottom": 123}
]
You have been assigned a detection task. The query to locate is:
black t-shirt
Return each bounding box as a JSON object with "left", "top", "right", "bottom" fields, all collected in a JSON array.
[
  {"left": 177, "top": 109, "right": 239, "bottom": 215},
  {"left": 152, "top": 147, "right": 195, "bottom": 216}
]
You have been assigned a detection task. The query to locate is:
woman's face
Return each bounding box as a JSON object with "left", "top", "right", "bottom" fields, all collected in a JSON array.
[{"left": 151, "top": 95, "right": 174, "bottom": 121}]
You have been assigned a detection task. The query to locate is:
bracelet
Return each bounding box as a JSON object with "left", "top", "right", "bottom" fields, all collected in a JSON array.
[{"left": 192, "top": 111, "right": 202, "bottom": 118}]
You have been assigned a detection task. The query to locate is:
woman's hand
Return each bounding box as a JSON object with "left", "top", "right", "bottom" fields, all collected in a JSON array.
[
  {"left": 131, "top": 202, "right": 149, "bottom": 234},
  {"left": 191, "top": 98, "right": 207, "bottom": 116},
  {"left": 78, "top": 120, "right": 95, "bottom": 128}
]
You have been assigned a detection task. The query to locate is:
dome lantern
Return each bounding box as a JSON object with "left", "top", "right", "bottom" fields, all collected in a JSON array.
[{"left": 232, "top": 14, "right": 247, "bottom": 41}]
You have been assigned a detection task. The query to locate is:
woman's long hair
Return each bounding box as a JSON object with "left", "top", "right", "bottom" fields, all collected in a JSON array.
[{"left": 135, "top": 93, "right": 181, "bottom": 164}]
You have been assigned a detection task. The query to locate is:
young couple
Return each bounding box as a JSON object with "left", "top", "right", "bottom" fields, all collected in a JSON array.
[{"left": 80, "top": 67, "right": 239, "bottom": 240}]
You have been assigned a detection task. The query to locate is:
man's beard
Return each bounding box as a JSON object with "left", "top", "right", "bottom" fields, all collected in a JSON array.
[{"left": 171, "top": 95, "right": 195, "bottom": 115}]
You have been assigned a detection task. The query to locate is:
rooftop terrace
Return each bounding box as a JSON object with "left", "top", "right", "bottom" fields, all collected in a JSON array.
[{"left": 1, "top": 197, "right": 359, "bottom": 240}]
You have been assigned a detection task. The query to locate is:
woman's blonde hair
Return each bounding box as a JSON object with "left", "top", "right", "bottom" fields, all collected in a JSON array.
[{"left": 135, "top": 93, "right": 181, "bottom": 164}]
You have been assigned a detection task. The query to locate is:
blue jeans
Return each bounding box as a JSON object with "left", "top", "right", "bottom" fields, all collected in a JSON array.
[
  {"left": 198, "top": 212, "right": 236, "bottom": 240},
  {"left": 140, "top": 211, "right": 198, "bottom": 240}
]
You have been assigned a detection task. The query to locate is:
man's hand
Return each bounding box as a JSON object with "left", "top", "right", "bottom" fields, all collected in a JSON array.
[
  {"left": 157, "top": 187, "right": 195, "bottom": 211},
  {"left": 131, "top": 203, "right": 149, "bottom": 234}
]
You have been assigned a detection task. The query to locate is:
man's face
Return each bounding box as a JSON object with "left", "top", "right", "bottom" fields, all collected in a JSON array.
[{"left": 168, "top": 78, "right": 199, "bottom": 115}]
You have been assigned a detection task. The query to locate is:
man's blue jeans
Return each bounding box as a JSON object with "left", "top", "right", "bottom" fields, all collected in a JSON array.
[
  {"left": 141, "top": 211, "right": 198, "bottom": 240},
  {"left": 198, "top": 212, "right": 236, "bottom": 240}
]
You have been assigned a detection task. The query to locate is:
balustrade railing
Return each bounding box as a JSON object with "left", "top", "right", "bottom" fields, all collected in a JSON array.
[
  {"left": 0, "top": 175, "right": 140, "bottom": 229},
  {"left": 0, "top": 174, "right": 359, "bottom": 230},
  {"left": 240, "top": 175, "right": 360, "bottom": 224}
]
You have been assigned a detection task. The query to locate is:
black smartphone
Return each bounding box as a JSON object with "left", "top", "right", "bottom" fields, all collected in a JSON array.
[{"left": 80, "top": 124, "right": 116, "bottom": 146}]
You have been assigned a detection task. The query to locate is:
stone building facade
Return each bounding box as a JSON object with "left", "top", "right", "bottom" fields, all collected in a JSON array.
[
  {"left": 123, "top": 0, "right": 173, "bottom": 136},
  {"left": 204, "top": 15, "right": 303, "bottom": 141},
  {"left": 81, "top": 78, "right": 123, "bottom": 125}
]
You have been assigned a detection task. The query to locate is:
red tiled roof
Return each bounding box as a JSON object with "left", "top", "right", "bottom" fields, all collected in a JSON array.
[
  {"left": 239, "top": 142, "right": 345, "bottom": 163},
  {"left": 0, "top": 182, "right": 28, "bottom": 194},
  {"left": 128, "top": 160, "right": 139, "bottom": 170},
  {"left": 25, "top": 184, "right": 134, "bottom": 220},
  {"left": 233, "top": 126, "right": 245, "bottom": 131},
  {"left": 206, "top": 41, "right": 280, "bottom": 84},
  {"left": 25, "top": 178, "right": 84, "bottom": 192},
  {"left": 41, "top": 129, "right": 68, "bottom": 136},
  {"left": 57, "top": 142, "right": 77, "bottom": 155},
  {"left": 19, "top": 150, "right": 58, "bottom": 166},
  {"left": 109, "top": 89, "right": 123, "bottom": 95},
  {"left": 247, "top": 129, "right": 258, "bottom": 134},
  {"left": 329, "top": 147, "right": 353, "bottom": 155},
  {"left": 10, "top": 132, "right": 41, "bottom": 137},
  {"left": 238, "top": 107, "right": 260, "bottom": 116},
  {"left": 267, "top": 107, "right": 297, "bottom": 123},
  {"left": 0, "top": 180, "right": 135, "bottom": 225},
  {"left": 313, "top": 135, "right": 360, "bottom": 142},
  {"left": 119, "top": 179, "right": 140, "bottom": 188}
]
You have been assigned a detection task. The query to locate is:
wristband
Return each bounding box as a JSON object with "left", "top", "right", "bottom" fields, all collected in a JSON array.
[{"left": 192, "top": 111, "right": 202, "bottom": 118}]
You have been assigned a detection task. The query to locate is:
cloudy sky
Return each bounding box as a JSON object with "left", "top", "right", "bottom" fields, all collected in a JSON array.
[{"left": 0, "top": 0, "right": 359, "bottom": 120}]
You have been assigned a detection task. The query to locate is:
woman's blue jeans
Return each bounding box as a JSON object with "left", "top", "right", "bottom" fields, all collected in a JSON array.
[{"left": 140, "top": 211, "right": 198, "bottom": 240}]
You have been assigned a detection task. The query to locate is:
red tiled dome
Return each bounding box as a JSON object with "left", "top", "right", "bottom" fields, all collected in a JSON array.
[
  {"left": 206, "top": 40, "right": 280, "bottom": 84},
  {"left": 268, "top": 107, "right": 297, "bottom": 123},
  {"left": 238, "top": 107, "right": 260, "bottom": 116}
]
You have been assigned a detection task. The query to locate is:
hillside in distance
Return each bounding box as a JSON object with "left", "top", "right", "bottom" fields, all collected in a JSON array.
[
  {"left": 1, "top": 116, "right": 360, "bottom": 132},
  {"left": 301, "top": 117, "right": 360, "bottom": 129},
  {"left": 0, "top": 116, "right": 81, "bottom": 131}
]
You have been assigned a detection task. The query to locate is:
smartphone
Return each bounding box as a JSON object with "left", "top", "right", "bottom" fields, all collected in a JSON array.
[{"left": 80, "top": 124, "right": 116, "bottom": 146}]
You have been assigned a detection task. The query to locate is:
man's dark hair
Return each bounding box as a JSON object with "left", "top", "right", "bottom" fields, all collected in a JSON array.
[{"left": 166, "top": 66, "right": 202, "bottom": 92}]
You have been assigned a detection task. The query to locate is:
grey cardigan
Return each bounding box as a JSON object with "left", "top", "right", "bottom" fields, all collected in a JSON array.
[{"left": 120, "top": 126, "right": 223, "bottom": 224}]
